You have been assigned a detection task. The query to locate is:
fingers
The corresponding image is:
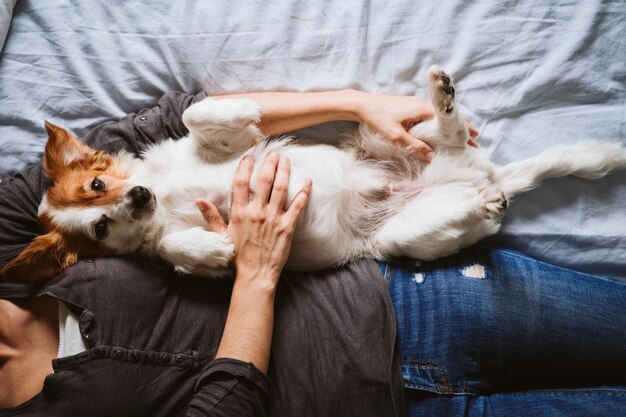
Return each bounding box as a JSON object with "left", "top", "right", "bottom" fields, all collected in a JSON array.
[
  {"left": 196, "top": 199, "right": 228, "bottom": 233},
  {"left": 284, "top": 178, "right": 312, "bottom": 225},
  {"left": 399, "top": 104, "right": 436, "bottom": 160},
  {"left": 397, "top": 133, "right": 434, "bottom": 162},
  {"left": 466, "top": 121, "right": 479, "bottom": 148},
  {"left": 253, "top": 152, "right": 280, "bottom": 206},
  {"left": 232, "top": 156, "right": 254, "bottom": 206},
  {"left": 395, "top": 119, "right": 479, "bottom": 160},
  {"left": 466, "top": 121, "right": 479, "bottom": 138},
  {"left": 233, "top": 153, "right": 297, "bottom": 213},
  {"left": 268, "top": 156, "right": 290, "bottom": 210},
  {"left": 408, "top": 106, "right": 436, "bottom": 124}
]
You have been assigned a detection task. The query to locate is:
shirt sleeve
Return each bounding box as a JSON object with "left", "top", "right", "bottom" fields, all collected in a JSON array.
[
  {"left": 82, "top": 90, "right": 207, "bottom": 154},
  {"left": 0, "top": 164, "right": 46, "bottom": 271},
  {"left": 186, "top": 358, "right": 270, "bottom": 417}
]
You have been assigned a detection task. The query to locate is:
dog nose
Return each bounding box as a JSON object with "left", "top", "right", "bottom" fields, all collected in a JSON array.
[{"left": 130, "top": 186, "right": 152, "bottom": 209}]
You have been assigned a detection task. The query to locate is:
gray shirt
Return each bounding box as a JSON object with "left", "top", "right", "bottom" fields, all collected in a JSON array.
[{"left": 0, "top": 92, "right": 404, "bottom": 416}]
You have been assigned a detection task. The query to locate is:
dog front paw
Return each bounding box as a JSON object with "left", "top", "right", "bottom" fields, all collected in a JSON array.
[
  {"left": 216, "top": 98, "right": 263, "bottom": 131},
  {"left": 480, "top": 186, "right": 508, "bottom": 219},
  {"left": 203, "top": 234, "right": 235, "bottom": 268},
  {"left": 428, "top": 65, "right": 456, "bottom": 115},
  {"left": 159, "top": 228, "right": 235, "bottom": 271},
  {"left": 183, "top": 98, "right": 262, "bottom": 132}
]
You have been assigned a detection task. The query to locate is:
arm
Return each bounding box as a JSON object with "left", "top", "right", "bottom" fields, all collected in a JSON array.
[
  {"left": 186, "top": 153, "right": 311, "bottom": 416},
  {"left": 217, "top": 90, "right": 479, "bottom": 161},
  {"left": 217, "top": 90, "right": 440, "bottom": 160},
  {"left": 85, "top": 89, "right": 474, "bottom": 163},
  {"left": 213, "top": 152, "right": 310, "bottom": 373}
]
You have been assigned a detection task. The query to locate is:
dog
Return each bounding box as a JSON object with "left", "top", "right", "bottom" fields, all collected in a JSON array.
[{"left": 3, "top": 66, "right": 626, "bottom": 282}]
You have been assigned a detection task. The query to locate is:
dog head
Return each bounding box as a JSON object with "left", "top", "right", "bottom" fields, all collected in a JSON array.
[{"left": 2, "top": 122, "right": 155, "bottom": 283}]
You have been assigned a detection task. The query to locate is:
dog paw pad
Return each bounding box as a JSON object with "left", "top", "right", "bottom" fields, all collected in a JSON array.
[
  {"left": 428, "top": 66, "right": 456, "bottom": 115},
  {"left": 480, "top": 186, "right": 508, "bottom": 219}
]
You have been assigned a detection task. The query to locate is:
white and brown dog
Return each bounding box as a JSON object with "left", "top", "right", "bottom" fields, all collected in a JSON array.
[{"left": 4, "top": 66, "right": 626, "bottom": 282}]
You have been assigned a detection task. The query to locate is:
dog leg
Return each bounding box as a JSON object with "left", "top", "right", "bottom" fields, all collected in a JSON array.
[
  {"left": 157, "top": 227, "right": 234, "bottom": 277},
  {"left": 409, "top": 66, "right": 469, "bottom": 149},
  {"left": 497, "top": 141, "right": 626, "bottom": 198},
  {"left": 182, "top": 97, "right": 263, "bottom": 163},
  {"left": 480, "top": 184, "right": 508, "bottom": 219},
  {"left": 373, "top": 184, "right": 501, "bottom": 261}
]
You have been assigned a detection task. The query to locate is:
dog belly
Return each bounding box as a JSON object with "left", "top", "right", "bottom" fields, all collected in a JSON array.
[
  {"left": 144, "top": 138, "right": 398, "bottom": 270},
  {"left": 279, "top": 146, "right": 390, "bottom": 267}
]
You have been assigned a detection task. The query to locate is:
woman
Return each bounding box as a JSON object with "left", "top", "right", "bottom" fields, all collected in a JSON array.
[{"left": 0, "top": 90, "right": 624, "bottom": 416}]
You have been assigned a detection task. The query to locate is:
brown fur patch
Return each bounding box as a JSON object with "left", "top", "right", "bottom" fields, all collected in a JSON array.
[
  {"left": 45, "top": 160, "right": 129, "bottom": 209},
  {"left": 42, "top": 121, "right": 130, "bottom": 209},
  {"left": 2, "top": 212, "right": 118, "bottom": 283},
  {"left": 43, "top": 121, "right": 92, "bottom": 179},
  {"left": 0, "top": 122, "right": 128, "bottom": 283},
  {"left": 1, "top": 231, "right": 77, "bottom": 283}
]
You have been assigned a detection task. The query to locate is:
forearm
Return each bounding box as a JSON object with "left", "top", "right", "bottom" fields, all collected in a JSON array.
[
  {"left": 214, "top": 275, "right": 277, "bottom": 374},
  {"left": 187, "top": 274, "right": 274, "bottom": 416},
  {"left": 215, "top": 90, "right": 363, "bottom": 136},
  {"left": 205, "top": 153, "right": 311, "bottom": 376}
]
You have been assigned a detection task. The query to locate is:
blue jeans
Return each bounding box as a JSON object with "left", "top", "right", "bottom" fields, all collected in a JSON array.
[{"left": 379, "top": 245, "right": 626, "bottom": 417}]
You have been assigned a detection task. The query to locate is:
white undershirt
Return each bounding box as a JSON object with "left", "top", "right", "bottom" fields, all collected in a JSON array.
[{"left": 57, "top": 301, "right": 88, "bottom": 358}]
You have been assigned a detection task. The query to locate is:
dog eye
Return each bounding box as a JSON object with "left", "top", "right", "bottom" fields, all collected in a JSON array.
[
  {"left": 94, "top": 219, "right": 108, "bottom": 240},
  {"left": 91, "top": 178, "right": 105, "bottom": 192}
]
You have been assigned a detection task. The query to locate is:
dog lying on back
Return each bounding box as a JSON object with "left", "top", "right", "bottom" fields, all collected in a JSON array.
[{"left": 3, "top": 66, "right": 626, "bottom": 282}]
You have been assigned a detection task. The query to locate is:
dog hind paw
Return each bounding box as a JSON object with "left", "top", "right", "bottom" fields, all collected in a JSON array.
[{"left": 480, "top": 186, "right": 508, "bottom": 219}]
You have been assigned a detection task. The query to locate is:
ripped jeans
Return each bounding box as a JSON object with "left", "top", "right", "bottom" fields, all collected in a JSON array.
[{"left": 380, "top": 245, "right": 626, "bottom": 417}]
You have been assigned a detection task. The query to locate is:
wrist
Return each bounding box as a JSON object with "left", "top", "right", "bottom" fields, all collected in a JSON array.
[
  {"left": 333, "top": 89, "right": 365, "bottom": 123},
  {"left": 233, "top": 268, "right": 280, "bottom": 295}
]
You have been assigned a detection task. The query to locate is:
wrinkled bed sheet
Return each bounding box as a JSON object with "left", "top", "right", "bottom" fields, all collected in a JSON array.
[{"left": 0, "top": 0, "right": 624, "bottom": 277}]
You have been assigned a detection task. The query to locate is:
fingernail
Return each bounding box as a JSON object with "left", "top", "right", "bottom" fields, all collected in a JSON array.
[
  {"left": 424, "top": 151, "right": 434, "bottom": 162},
  {"left": 280, "top": 155, "right": 289, "bottom": 164},
  {"left": 195, "top": 200, "right": 206, "bottom": 211},
  {"left": 268, "top": 151, "right": 278, "bottom": 159}
]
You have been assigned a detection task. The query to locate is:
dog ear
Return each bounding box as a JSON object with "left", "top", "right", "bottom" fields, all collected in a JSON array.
[
  {"left": 1, "top": 231, "right": 78, "bottom": 283},
  {"left": 43, "top": 121, "right": 92, "bottom": 180}
]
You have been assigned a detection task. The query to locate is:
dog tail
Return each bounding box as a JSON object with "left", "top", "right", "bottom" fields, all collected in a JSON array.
[{"left": 496, "top": 141, "right": 626, "bottom": 198}]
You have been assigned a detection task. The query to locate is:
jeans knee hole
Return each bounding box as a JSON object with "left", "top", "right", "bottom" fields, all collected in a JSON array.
[{"left": 461, "top": 263, "right": 486, "bottom": 279}]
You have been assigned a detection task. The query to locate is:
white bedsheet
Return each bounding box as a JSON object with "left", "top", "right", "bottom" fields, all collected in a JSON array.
[{"left": 0, "top": 0, "right": 624, "bottom": 277}]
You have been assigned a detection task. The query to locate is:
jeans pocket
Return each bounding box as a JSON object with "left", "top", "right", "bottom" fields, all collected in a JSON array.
[{"left": 400, "top": 359, "right": 462, "bottom": 394}]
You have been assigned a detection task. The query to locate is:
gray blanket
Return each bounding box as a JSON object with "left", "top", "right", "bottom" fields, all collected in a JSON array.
[{"left": 0, "top": 0, "right": 624, "bottom": 277}]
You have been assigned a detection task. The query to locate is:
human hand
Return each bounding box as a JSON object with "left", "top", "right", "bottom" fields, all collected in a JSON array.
[
  {"left": 352, "top": 91, "right": 479, "bottom": 160},
  {"left": 196, "top": 153, "right": 312, "bottom": 288}
]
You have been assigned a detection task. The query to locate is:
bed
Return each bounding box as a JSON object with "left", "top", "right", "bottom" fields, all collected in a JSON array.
[{"left": 1, "top": 0, "right": 624, "bottom": 278}]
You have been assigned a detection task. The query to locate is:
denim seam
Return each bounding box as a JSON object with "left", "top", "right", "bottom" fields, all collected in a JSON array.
[
  {"left": 403, "top": 384, "right": 626, "bottom": 397},
  {"left": 493, "top": 388, "right": 626, "bottom": 397},
  {"left": 403, "top": 382, "right": 445, "bottom": 392},
  {"left": 399, "top": 359, "right": 457, "bottom": 393}
]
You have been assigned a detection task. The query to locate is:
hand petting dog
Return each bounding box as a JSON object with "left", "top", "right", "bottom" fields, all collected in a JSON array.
[{"left": 196, "top": 153, "right": 312, "bottom": 284}]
